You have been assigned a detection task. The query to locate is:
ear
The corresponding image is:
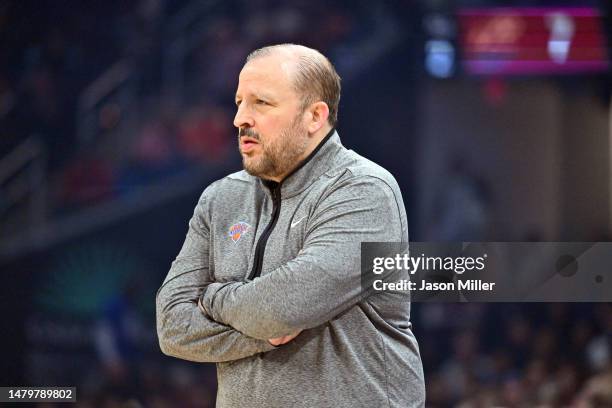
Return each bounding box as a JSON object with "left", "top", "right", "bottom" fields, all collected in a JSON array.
[{"left": 305, "top": 101, "right": 330, "bottom": 134}]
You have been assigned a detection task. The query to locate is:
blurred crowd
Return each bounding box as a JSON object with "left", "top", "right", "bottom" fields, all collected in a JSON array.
[
  {"left": 417, "top": 303, "right": 612, "bottom": 407},
  {"left": 0, "top": 0, "right": 235, "bottom": 215}
]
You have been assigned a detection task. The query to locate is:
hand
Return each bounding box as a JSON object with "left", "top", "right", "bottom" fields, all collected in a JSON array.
[{"left": 268, "top": 330, "right": 302, "bottom": 346}]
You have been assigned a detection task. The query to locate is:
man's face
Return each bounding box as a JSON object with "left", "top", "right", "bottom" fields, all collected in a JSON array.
[{"left": 233, "top": 55, "right": 310, "bottom": 181}]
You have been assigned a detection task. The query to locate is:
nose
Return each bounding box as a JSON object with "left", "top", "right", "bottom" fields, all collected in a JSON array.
[{"left": 233, "top": 103, "right": 255, "bottom": 129}]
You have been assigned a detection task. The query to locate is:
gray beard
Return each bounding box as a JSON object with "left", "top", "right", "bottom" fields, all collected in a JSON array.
[{"left": 241, "top": 116, "right": 309, "bottom": 180}]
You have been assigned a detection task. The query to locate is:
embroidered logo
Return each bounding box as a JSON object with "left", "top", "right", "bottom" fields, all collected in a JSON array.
[
  {"left": 291, "top": 216, "right": 306, "bottom": 229},
  {"left": 229, "top": 221, "right": 251, "bottom": 243}
]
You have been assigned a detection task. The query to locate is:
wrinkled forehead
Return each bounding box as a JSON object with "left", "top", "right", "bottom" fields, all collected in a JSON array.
[{"left": 236, "top": 55, "right": 298, "bottom": 98}]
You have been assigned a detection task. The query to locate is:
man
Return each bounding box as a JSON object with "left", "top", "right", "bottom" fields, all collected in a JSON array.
[{"left": 156, "top": 44, "right": 425, "bottom": 407}]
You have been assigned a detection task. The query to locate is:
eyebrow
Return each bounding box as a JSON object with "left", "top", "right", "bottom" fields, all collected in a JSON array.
[{"left": 235, "top": 91, "right": 277, "bottom": 102}]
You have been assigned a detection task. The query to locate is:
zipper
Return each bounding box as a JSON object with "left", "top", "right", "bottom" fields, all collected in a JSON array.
[
  {"left": 245, "top": 128, "right": 335, "bottom": 280},
  {"left": 248, "top": 183, "right": 281, "bottom": 280}
]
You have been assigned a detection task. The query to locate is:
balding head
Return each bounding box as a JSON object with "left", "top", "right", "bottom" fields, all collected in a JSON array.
[{"left": 245, "top": 44, "right": 341, "bottom": 128}]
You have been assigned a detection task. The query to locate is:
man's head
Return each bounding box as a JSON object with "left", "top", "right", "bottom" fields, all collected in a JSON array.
[{"left": 233, "top": 44, "right": 341, "bottom": 182}]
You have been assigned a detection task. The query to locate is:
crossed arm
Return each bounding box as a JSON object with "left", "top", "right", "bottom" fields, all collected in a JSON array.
[
  {"left": 155, "top": 209, "right": 278, "bottom": 362},
  {"left": 156, "top": 177, "right": 403, "bottom": 362}
]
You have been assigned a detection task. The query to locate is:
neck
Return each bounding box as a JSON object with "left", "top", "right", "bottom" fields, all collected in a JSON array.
[{"left": 301, "top": 124, "right": 333, "bottom": 161}]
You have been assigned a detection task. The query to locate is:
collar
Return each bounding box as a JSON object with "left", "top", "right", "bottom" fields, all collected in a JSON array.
[{"left": 260, "top": 127, "right": 342, "bottom": 198}]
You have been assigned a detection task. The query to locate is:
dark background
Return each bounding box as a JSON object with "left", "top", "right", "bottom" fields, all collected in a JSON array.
[{"left": 0, "top": 0, "right": 611, "bottom": 406}]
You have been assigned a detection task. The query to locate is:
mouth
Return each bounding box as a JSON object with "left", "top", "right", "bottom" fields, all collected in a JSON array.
[{"left": 240, "top": 137, "right": 259, "bottom": 153}]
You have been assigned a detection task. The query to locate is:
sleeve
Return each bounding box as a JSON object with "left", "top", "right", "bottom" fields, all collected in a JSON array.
[
  {"left": 155, "top": 185, "right": 277, "bottom": 362},
  {"left": 201, "top": 176, "right": 405, "bottom": 340}
]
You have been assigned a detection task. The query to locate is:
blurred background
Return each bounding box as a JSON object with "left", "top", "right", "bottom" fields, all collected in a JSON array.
[{"left": 0, "top": 0, "right": 611, "bottom": 406}]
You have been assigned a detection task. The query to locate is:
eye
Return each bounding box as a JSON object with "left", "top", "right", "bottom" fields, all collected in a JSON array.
[
  {"left": 256, "top": 99, "right": 268, "bottom": 105},
  {"left": 235, "top": 100, "right": 242, "bottom": 107}
]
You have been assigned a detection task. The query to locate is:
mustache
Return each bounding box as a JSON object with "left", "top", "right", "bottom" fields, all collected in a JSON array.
[{"left": 239, "top": 128, "right": 260, "bottom": 140}]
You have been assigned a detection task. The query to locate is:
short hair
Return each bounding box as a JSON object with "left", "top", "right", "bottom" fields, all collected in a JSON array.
[{"left": 246, "top": 44, "right": 341, "bottom": 128}]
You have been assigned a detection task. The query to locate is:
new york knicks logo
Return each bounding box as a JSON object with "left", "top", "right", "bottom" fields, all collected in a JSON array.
[{"left": 229, "top": 221, "right": 251, "bottom": 243}]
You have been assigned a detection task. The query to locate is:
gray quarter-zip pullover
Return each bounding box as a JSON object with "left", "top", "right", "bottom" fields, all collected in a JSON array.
[{"left": 156, "top": 129, "right": 425, "bottom": 407}]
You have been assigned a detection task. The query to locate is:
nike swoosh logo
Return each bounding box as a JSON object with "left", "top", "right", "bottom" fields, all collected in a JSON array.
[{"left": 291, "top": 216, "right": 306, "bottom": 229}]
